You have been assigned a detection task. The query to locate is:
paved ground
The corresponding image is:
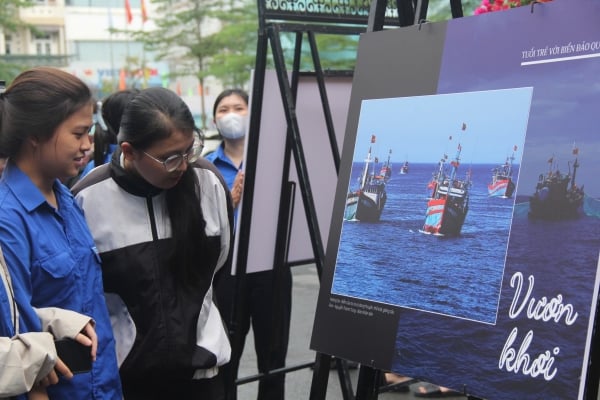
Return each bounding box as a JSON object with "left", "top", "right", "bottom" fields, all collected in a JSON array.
[{"left": 234, "top": 264, "right": 468, "bottom": 400}]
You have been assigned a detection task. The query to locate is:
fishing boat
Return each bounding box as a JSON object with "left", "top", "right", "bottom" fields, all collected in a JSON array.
[
  {"left": 488, "top": 145, "right": 517, "bottom": 198},
  {"left": 344, "top": 137, "right": 390, "bottom": 222},
  {"left": 400, "top": 160, "right": 409, "bottom": 174},
  {"left": 421, "top": 142, "right": 471, "bottom": 236},
  {"left": 529, "top": 147, "right": 584, "bottom": 220}
]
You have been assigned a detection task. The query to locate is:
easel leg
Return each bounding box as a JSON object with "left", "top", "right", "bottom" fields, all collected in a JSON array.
[
  {"left": 309, "top": 353, "right": 332, "bottom": 400},
  {"left": 355, "top": 365, "right": 380, "bottom": 400}
]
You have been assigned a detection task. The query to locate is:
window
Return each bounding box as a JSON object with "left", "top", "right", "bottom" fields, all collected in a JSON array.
[
  {"left": 34, "top": 32, "right": 52, "bottom": 55},
  {"left": 4, "top": 35, "right": 11, "bottom": 55}
]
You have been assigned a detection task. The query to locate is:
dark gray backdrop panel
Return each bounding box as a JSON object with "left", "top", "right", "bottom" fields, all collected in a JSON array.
[{"left": 311, "top": 22, "right": 449, "bottom": 368}]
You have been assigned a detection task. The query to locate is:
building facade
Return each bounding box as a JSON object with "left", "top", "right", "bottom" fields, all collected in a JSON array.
[{"left": 1, "top": 0, "right": 228, "bottom": 127}]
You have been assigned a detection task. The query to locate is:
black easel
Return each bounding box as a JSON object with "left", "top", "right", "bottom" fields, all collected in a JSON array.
[
  {"left": 230, "top": 0, "right": 465, "bottom": 399},
  {"left": 229, "top": 3, "right": 375, "bottom": 397}
]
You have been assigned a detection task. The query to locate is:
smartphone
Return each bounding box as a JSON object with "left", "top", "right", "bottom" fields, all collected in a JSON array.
[{"left": 54, "top": 338, "right": 92, "bottom": 374}]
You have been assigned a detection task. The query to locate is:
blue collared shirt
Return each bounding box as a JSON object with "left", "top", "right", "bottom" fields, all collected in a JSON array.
[
  {"left": 205, "top": 143, "right": 242, "bottom": 222},
  {"left": 0, "top": 161, "right": 122, "bottom": 399}
]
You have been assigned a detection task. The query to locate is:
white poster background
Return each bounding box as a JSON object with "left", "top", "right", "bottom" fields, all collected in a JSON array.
[{"left": 233, "top": 70, "right": 352, "bottom": 274}]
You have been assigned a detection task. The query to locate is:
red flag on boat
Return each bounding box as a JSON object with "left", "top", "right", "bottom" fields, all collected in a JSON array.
[
  {"left": 573, "top": 147, "right": 579, "bottom": 155},
  {"left": 548, "top": 157, "right": 554, "bottom": 164},
  {"left": 371, "top": 134, "right": 376, "bottom": 143},
  {"left": 513, "top": 145, "right": 518, "bottom": 152}
]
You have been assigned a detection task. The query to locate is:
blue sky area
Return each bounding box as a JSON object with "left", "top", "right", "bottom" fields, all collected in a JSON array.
[{"left": 352, "top": 87, "right": 532, "bottom": 165}]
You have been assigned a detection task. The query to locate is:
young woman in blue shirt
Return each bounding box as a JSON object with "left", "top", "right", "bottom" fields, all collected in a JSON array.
[{"left": 0, "top": 67, "right": 122, "bottom": 399}]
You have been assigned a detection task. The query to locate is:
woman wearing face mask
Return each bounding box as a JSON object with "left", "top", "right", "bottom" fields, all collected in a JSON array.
[
  {"left": 209, "top": 89, "right": 292, "bottom": 400},
  {"left": 205, "top": 89, "right": 248, "bottom": 216}
]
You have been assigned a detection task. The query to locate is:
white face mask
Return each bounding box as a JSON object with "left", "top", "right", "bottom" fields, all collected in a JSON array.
[{"left": 216, "top": 112, "right": 248, "bottom": 140}]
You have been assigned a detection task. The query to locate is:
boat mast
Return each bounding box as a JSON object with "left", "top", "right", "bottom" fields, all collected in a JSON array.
[
  {"left": 360, "top": 146, "right": 372, "bottom": 189},
  {"left": 507, "top": 145, "right": 517, "bottom": 176},
  {"left": 570, "top": 157, "right": 579, "bottom": 190},
  {"left": 448, "top": 143, "right": 462, "bottom": 186},
  {"left": 570, "top": 146, "right": 579, "bottom": 190}
]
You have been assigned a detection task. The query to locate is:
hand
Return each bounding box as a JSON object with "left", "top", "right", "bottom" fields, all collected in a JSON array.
[
  {"left": 27, "top": 386, "right": 49, "bottom": 400},
  {"left": 36, "top": 357, "right": 73, "bottom": 388},
  {"left": 52, "top": 356, "right": 74, "bottom": 381},
  {"left": 74, "top": 321, "right": 97, "bottom": 361},
  {"left": 231, "top": 171, "right": 245, "bottom": 208}
]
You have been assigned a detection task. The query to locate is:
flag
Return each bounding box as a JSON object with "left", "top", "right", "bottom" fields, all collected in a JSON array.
[
  {"left": 573, "top": 147, "right": 579, "bottom": 155},
  {"left": 461, "top": 122, "right": 467, "bottom": 130},
  {"left": 119, "top": 69, "right": 126, "bottom": 90},
  {"left": 548, "top": 157, "right": 554, "bottom": 164},
  {"left": 513, "top": 145, "right": 518, "bottom": 152},
  {"left": 125, "top": 0, "right": 133, "bottom": 24},
  {"left": 370, "top": 134, "right": 376, "bottom": 143},
  {"left": 458, "top": 143, "right": 462, "bottom": 151},
  {"left": 141, "top": 0, "right": 148, "bottom": 23}
]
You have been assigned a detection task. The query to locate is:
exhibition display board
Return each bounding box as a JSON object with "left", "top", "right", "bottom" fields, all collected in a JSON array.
[
  {"left": 234, "top": 71, "right": 352, "bottom": 274},
  {"left": 310, "top": 1, "right": 600, "bottom": 399}
]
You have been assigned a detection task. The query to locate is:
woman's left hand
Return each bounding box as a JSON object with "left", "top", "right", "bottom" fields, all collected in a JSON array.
[{"left": 74, "top": 322, "right": 97, "bottom": 361}]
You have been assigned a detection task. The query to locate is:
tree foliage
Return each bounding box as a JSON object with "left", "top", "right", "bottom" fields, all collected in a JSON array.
[
  {"left": 0, "top": 0, "right": 35, "bottom": 83},
  {"left": 128, "top": 0, "right": 259, "bottom": 126},
  {"left": 209, "top": 0, "right": 258, "bottom": 88},
  {"left": 126, "top": 0, "right": 479, "bottom": 102},
  {"left": 0, "top": 0, "right": 33, "bottom": 32}
]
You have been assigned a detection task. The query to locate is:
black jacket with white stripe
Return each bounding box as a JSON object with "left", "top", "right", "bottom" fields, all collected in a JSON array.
[{"left": 72, "top": 151, "right": 233, "bottom": 382}]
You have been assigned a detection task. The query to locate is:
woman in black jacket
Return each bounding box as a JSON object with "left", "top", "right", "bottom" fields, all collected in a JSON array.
[{"left": 73, "top": 87, "right": 233, "bottom": 400}]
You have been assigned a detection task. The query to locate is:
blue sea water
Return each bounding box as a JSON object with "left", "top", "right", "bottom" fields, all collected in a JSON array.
[
  {"left": 391, "top": 204, "right": 600, "bottom": 400},
  {"left": 333, "top": 163, "right": 518, "bottom": 324},
  {"left": 330, "top": 162, "right": 600, "bottom": 399}
]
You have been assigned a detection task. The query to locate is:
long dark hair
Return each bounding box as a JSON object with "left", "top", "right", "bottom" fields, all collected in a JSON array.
[
  {"left": 93, "top": 89, "right": 139, "bottom": 167},
  {"left": 0, "top": 67, "right": 92, "bottom": 158},
  {"left": 119, "top": 87, "right": 216, "bottom": 286}
]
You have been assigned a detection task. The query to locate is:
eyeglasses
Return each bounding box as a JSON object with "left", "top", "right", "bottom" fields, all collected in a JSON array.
[{"left": 142, "top": 133, "right": 204, "bottom": 172}]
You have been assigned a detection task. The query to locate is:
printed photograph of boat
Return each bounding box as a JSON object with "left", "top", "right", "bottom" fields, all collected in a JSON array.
[
  {"left": 487, "top": 145, "right": 517, "bottom": 198},
  {"left": 528, "top": 146, "right": 584, "bottom": 220},
  {"left": 333, "top": 88, "right": 531, "bottom": 323},
  {"left": 400, "top": 160, "right": 409, "bottom": 174},
  {"left": 344, "top": 137, "right": 391, "bottom": 222},
  {"left": 421, "top": 132, "right": 471, "bottom": 236},
  {"left": 314, "top": 6, "right": 600, "bottom": 400}
]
